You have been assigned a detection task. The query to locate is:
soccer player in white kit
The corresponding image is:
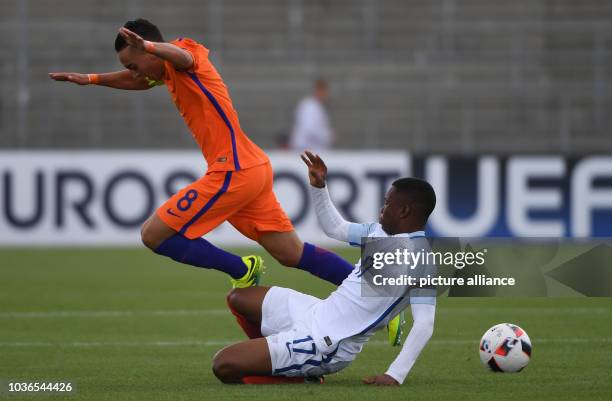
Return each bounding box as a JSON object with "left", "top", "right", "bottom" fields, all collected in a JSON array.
[{"left": 212, "top": 152, "right": 437, "bottom": 385}]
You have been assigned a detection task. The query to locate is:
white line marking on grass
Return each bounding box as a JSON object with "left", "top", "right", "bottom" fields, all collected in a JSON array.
[
  {"left": 1, "top": 307, "right": 609, "bottom": 319},
  {"left": 0, "top": 338, "right": 610, "bottom": 348},
  {"left": 0, "top": 309, "right": 228, "bottom": 319}
]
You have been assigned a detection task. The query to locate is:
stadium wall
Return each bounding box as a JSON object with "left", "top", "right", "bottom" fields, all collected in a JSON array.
[{"left": 1, "top": 0, "right": 611, "bottom": 154}]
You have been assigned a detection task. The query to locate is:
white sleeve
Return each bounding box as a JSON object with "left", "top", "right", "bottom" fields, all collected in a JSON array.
[
  {"left": 310, "top": 186, "right": 371, "bottom": 245},
  {"left": 385, "top": 303, "right": 436, "bottom": 384}
]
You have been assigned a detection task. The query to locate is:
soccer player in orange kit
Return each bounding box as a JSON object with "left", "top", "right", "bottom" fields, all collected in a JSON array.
[{"left": 49, "top": 19, "right": 353, "bottom": 288}]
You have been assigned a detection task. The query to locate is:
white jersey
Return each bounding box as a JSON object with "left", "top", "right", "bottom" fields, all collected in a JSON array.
[
  {"left": 307, "top": 186, "right": 437, "bottom": 384},
  {"left": 308, "top": 224, "right": 435, "bottom": 354}
]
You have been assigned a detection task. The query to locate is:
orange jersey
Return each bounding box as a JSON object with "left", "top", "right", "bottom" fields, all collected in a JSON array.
[{"left": 162, "top": 38, "right": 269, "bottom": 172}]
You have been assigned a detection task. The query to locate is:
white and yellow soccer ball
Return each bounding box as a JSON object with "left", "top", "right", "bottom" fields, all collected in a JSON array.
[{"left": 479, "top": 323, "right": 532, "bottom": 372}]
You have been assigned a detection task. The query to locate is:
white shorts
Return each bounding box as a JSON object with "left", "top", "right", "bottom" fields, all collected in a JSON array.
[{"left": 261, "top": 286, "right": 357, "bottom": 377}]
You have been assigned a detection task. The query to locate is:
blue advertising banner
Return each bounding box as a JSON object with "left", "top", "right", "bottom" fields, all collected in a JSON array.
[{"left": 414, "top": 156, "right": 612, "bottom": 238}]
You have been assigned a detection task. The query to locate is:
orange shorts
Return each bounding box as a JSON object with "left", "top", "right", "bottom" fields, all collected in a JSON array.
[{"left": 157, "top": 162, "right": 294, "bottom": 241}]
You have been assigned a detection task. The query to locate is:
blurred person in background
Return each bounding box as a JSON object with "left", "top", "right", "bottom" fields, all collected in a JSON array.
[{"left": 289, "top": 79, "right": 334, "bottom": 151}]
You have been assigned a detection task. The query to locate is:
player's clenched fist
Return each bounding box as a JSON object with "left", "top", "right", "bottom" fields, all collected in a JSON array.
[
  {"left": 48, "top": 72, "right": 90, "bottom": 85},
  {"left": 301, "top": 150, "right": 327, "bottom": 188}
]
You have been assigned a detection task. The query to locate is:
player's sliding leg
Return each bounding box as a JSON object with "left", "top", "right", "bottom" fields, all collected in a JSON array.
[
  {"left": 217, "top": 287, "right": 276, "bottom": 383},
  {"left": 212, "top": 338, "right": 272, "bottom": 383},
  {"left": 257, "top": 231, "right": 353, "bottom": 285},
  {"left": 217, "top": 287, "right": 326, "bottom": 384},
  {"left": 140, "top": 213, "right": 261, "bottom": 284},
  {"left": 213, "top": 338, "right": 319, "bottom": 384}
]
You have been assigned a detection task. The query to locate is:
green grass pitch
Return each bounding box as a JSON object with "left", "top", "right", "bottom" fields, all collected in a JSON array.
[{"left": 1, "top": 247, "right": 611, "bottom": 401}]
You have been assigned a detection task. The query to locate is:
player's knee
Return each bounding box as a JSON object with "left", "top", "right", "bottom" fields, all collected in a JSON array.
[
  {"left": 212, "top": 350, "right": 241, "bottom": 383},
  {"left": 226, "top": 289, "right": 249, "bottom": 316},
  {"left": 140, "top": 223, "right": 160, "bottom": 250},
  {"left": 226, "top": 289, "right": 241, "bottom": 311}
]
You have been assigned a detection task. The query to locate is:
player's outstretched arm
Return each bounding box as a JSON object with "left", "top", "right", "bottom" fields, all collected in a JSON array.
[
  {"left": 48, "top": 70, "right": 153, "bottom": 90},
  {"left": 368, "top": 303, "right": 435, "bottom": 386},
  {"left": 118, "top": 27, "right": 193, "bottom": 71},
  {"left": 301, "top": 151, "right": 366, "bottom": 244}
]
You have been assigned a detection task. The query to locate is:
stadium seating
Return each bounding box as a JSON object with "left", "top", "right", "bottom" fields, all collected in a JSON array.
[{"left": 0, "top": 0, "right": 610, "bottom": 153}]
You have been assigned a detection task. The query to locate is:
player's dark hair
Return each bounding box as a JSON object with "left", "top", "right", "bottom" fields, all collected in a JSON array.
[
  {"left": 115, "top": 19, "right": 164, "bottom": 52},
  {"left": 392, "top": 177, "right": 436, "bottom": 222}
]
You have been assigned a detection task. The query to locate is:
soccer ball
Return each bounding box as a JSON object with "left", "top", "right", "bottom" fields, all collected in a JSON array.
[{"left": 479, "top": 323, "right": 532, "bottom": 372}]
